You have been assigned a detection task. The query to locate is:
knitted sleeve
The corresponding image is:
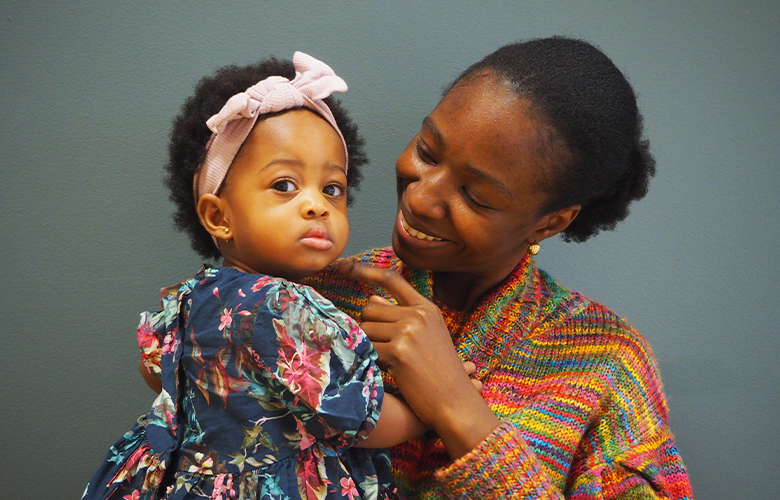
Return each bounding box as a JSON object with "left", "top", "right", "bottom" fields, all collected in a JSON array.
[
  {"left": 435, "top": 422, "right": 559, "bottom": 498},
  {"left": 434, "top": 422, "right": 692, "bottom": 499},
  {"left": 434, "top": 310, "right": 693, "bottom": 500}
]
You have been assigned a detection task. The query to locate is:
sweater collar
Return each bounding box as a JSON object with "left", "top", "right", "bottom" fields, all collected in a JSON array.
[{"left": 398, "top": 254, "right": 545, "bottom": 379}]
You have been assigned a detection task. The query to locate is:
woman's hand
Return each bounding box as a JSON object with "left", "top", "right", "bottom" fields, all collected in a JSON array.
[{"left": 340, "top": 263, "right": 500, "bottom": 459}]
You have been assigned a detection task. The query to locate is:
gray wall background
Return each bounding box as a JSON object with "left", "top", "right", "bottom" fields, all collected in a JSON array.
[{"left": 1, "top": 2, "right": 778, "bottom": 498}]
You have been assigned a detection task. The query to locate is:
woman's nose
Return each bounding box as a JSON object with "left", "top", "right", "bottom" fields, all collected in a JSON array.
[{"left": 405, "top": 168, "right": 448, "bottom": 220}]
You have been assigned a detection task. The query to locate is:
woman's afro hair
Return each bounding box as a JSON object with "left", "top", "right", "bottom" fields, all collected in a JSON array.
[
  {"left": 164, "top": 57, "right": 367, "bottom": 260},
  {"left": 452, "top": 37, "right": 655, "bottom": 242}
]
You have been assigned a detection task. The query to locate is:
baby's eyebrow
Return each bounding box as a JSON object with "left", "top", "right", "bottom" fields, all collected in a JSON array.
[
  {"left": 323, "top": 162, "right": 348, "bottom": 175},
  {"left": 259, "top": 159, "right": 304, "bottom": 172},
  {"left": 258, "top": 159, "right": 346, "bottom": 176}
]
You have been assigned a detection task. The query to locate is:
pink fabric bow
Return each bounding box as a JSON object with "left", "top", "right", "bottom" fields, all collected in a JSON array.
[{"left": 193, "top": 52, "right": 349, "bottom": 203}]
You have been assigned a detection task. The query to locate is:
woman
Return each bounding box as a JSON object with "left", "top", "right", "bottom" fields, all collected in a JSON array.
[{"left": 307, "top": 37, "right": 693, "bottom": 498}]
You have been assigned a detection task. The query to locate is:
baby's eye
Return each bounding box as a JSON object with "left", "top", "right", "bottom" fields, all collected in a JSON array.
[
  {"left": 272, "top": 180, "right": 296, "bottom": 192},
  {"left": 323, "top": 183, "right": 344, "bottom": 197}
]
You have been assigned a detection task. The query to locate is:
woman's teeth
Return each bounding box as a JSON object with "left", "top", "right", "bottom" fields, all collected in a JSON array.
[{"left": 401, "top": 214, "right": 443, "bottom": 241}]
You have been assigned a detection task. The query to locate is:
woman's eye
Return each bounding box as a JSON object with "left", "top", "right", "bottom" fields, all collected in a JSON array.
[
  {"left": 415, "top": 141, "right": 436, "bottom": 165},
  {"left": 272, "top": 180, "right": 296, "bottom": 192},
  {"left": 323, "top": 184, "right": 344, "bottom": 197},
  {"left": 462, "top": 187, "right": 491, "bottom": 210}
]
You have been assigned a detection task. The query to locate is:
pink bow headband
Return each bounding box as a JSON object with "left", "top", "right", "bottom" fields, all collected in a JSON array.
[{"left": 193, "top": 51, "right": 349, "bottom": 203}]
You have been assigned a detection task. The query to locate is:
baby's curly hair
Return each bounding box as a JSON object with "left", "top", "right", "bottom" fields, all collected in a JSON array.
[
  {"left": 452, "top": 37, "right": 655, "bottom": 242},
  {"left": 164, "top": 57, "right": 367, "bottom": 261}
]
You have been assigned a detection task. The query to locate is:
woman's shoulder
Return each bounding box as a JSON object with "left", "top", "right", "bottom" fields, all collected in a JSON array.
[
  {"left": 533, "top": 268, "right": 668, "bottom": 414},
  {"left": 535, "top": 267, "right": 658, "bottom": 367}
]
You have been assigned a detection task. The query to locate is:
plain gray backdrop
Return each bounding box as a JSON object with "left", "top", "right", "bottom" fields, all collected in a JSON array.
[{"left": 1, "top": 2, "right": 778, "bottom": 498}]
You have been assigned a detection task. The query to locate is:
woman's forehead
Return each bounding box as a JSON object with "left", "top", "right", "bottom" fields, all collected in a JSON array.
[
  {"left": 426, "top": 76, "right": 554, "bottom": 194},
  {"left": 432, "top": 81, "right": 541, "bottom": 157}
]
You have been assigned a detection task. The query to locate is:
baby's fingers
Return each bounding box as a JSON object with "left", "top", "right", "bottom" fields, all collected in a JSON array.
[{"left": 462, "top": 361, "right": 483, "bottom": 392}]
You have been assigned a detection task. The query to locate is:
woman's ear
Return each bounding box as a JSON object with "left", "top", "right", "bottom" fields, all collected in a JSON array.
[
  {"left": 197, "top": 194, "right": 232, "bottom": 241},
  {"left": 530, "top": 205, "right": 581, "bottom": 243}
]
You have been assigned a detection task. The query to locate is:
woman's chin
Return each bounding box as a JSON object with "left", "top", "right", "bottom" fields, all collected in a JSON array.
[{"left": 392, "top": 228, "right": 444, "bottom": 271}]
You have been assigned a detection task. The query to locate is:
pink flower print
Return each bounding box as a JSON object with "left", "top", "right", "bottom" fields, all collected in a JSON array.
[
  {"left": 296, "top": 418, "right": 316, "bottom": 450},
  {"left": 213, "top": 287, "right": 219, "bottom": 298},
  {"left": 212, "top": 474, "right": 235, "bottom": 500},
  {"left": 219, "top": 308, "right": 233, "bottom": 331},
  {"left": 251, "top": 276, "right": 274, "bottom": 292},
  {"left": 136, "top": 322, "right": 156, "bottom": 349},
  {"left": 274, "top": 319, "right": 328, "bottom": 410},
  {"left": 123, "top": 491, "right": 140, "bottom": 500},
  {"left": 346, "top": 324, "right": 364, "bottom": 349},
  {"left": 238, "top": 288, "right": 245, "bottom": 297},
  {"left": 340, "top": 476, "right": 359, "bottom": 500},
  {"left": 162, "top": 330, "right": 176, "bottom": 355}
]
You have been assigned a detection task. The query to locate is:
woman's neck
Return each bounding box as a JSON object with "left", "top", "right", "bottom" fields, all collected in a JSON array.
[
  {"left": 429, "top": 254, "right": 527, "bottom": 312},
  {"left": 431, "top": 271, "right": 503, "bottom": 312}
]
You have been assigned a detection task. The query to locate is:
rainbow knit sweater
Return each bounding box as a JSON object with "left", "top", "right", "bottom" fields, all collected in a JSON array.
[{"left": 306, "top": 248, "right": 692, "bottom": 499}]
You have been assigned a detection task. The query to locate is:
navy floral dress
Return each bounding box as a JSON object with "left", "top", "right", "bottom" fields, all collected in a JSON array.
[{"left": 84, "top": 266, "right": 396, "bottom": 500}]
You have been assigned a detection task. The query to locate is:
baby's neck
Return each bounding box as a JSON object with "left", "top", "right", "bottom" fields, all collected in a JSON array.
[{"left": 220, "top": 258, "right": 309, "bottom": 283}]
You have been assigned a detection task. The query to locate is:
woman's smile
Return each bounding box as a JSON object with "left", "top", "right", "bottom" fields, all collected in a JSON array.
[
  {"left": 395, "top": 211, "right": 450, "bottom": 252},
  {"left": 399, "top": 211, "right": 444, "bottom": 241}
]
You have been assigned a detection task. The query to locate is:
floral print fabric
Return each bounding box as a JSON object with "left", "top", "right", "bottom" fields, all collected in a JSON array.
[{"left": 84, "top": 266, "right": 392, "bottom": 500}]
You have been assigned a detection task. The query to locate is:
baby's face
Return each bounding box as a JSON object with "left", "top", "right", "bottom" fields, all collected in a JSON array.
[{"left": 217, "top": 108, "right": 349, "bottom": 281}]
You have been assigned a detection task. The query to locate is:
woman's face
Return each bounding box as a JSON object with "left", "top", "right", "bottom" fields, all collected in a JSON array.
[{"left": 392, "top": 72, "right": 557, "bottom": 283}]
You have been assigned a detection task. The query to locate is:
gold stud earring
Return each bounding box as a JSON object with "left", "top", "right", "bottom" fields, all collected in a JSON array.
[
  {"left": 223, "top": 227, "right": 231, "bottom": 242},
  {"left": 528, "top": 243, "right": 540, "bottom": 256}
]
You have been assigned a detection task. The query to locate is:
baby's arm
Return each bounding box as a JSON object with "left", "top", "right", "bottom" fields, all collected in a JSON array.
[
  {"left": 356, "top": 361, "right": 483, "bottom": 448},
  {"left": 355, "top": 393, "right": 428, "bottom": 448},
  {"left": 138, "top": 358, "right": 162, "bottom": 394}
]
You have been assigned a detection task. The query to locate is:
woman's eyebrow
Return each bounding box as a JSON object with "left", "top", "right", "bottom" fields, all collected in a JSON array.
[
  {"left": 421, "top": 116, "right": 443, "bottom": 144},
  {"left": 463, "top": 164, "right": 513, "bottom": 200}
]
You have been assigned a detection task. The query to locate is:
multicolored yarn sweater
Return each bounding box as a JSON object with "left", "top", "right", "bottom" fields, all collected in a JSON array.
[{"left": 306, "top": 248, "right": 693, "bottom": 499}]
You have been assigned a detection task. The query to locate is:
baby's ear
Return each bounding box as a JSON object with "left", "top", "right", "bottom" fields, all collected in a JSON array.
[{"left": 197, "top": 194, "right": 232, "bottom": 240}]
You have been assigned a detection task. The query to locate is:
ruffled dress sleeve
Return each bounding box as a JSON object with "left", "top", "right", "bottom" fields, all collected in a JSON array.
[
  {"left": 137, "top": 310, "right": 166, "bottom": 378},
  {"left": 248, "top": 276, "right": 384, "bottom": 450},
  {"left": 137, "top": 275, "right": 190, "bottom": 377}
]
